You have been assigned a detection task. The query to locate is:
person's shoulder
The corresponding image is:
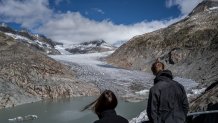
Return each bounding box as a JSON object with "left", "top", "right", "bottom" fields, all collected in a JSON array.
[
  {"left": 172, "top": 80, "right": 185, "bottom": 88},
  {"left": 94, "top": 116, "right": 128, "bottom": 123},
  {"left": 93, "top": 120, "right": 99, "bottom": 123},
  {"left": 151, "top": 80, "right": 167, "bottom": 90},
  {"left": 117, "top": 115, "right": 129, "bottom": 123},
  {"left": 150, "top": 84, "right": 160, "bottom": 93}
]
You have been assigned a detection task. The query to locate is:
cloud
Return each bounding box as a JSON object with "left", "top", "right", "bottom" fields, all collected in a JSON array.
[
  {"left": 92, "top": 8, "right": 105, "bottom": 14},
  {"left": 85, "top": 11, "right": 89, "bottom": 15},
  {"left": 166, "top": 0, "right": 203, "bottom": 15},
  {"left": 0, "top": 0, "right": 186, "bottom": 45},
  {"left": 55, "top": 0, "right": 63, "bottom": 5},
  {"left": 38, "top": 12, "right": 184, "bottom": 45},
  {"left": 0, "top": 0, "right": 52, "bottom": 28},
  {"left": 54, "top": 0, "right": 71, "bottom": 5}
]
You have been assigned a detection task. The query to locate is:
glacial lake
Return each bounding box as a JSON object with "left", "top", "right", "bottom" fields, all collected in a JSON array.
[{"left": 0, "top": 97, "right": 146, "bottom": 123}]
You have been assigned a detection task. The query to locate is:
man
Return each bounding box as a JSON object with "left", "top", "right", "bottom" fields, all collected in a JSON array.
[{"left": 147, "top": 60, "right": 189, "bottom": 123}]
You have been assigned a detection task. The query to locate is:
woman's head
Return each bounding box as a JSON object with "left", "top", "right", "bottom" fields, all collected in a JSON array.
[
  {"left": 82, "top": 90, "right": 118, "bottom": 117},
  {"left": 94, "top": 90, "right": 117, "bottom": 115}
]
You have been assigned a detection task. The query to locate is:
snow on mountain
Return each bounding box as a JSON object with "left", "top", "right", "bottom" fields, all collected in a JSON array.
[
  {"left": 0, "top": 24, "right": 60, "bottom": 55},
  {"left": 0, "top": 23, "right": 117, "bottom": 55},
  {"left": 55, "top": 45, "right": 72, "bottom": 55},
  {"left": 209, "top": 6, "right": 218, "bottom": 10},
  {"left": 65, "top": 40, "right": 116, "bottom": 54},
  {"left": 4, "top": 32, "right": 50, "bottom": 49}
]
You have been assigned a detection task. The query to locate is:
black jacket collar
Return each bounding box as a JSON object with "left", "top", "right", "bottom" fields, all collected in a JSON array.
[
  {"left": 99, "top": 109, "right": 117, "bottom": 119},
  {"left": 154, "top": 70, "right": 173, "bottom": 84}
]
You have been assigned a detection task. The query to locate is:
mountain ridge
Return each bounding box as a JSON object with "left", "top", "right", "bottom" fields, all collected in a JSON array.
[
  {"left": 65, "top": 39, "right": 116, "bottom": 54},
  {"left": 0, "top": 24, "right": 61, "bottom": 55}
]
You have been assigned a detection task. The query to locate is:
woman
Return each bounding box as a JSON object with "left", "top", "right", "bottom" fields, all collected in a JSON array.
[{"left": 82, "top": 90, "right": 128, "bottom": 123}]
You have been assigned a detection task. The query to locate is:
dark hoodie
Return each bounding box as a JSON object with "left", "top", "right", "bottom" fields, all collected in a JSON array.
[
  {"left": 94, "top": 110, "right": 128, "bottom": 123},
  {"left": 147, "top": 70, "right": 189, "bottom": 123}
]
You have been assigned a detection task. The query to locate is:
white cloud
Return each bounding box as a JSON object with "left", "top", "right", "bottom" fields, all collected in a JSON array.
[
  {"left": 0, "top": 0, "right": 52, "bottom": 28},
  {"left": 85, "top": 11, "right": 89, "bottom": 15},
  {"left": 93, "top": 8, "right": 105, "bottom": 14},
  {"left": 166, "top": 0, "right": 203, "bottom": 15},
  {"left": 0, "top": 0, "right": 187, "bottom": 45},
  {"left": 54, "top": 0, "right": 71, "bottom": 5},
  {"left": 38, "top": 12, "right": 184, "bottom": 45},
  {"left": 55, "top": 0, "right": 63, "bottom": 5}
]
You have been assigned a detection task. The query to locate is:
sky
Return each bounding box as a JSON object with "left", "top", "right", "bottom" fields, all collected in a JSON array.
[{"left": 0, "top": 0, "right": 203, "bottom": 45}]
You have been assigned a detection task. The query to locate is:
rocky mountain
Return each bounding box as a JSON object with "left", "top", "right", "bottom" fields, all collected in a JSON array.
[
  {"left": 0, "top": 32, "right": 99, "bottom": 109},
  {"left": 0, "top": 23, "right": 61, "bottom": 55},
  {"left": 107, "top": 1, "right": 218, "bottom": 118},
  {"left": 107, "top": 0, "right": 218, "bottom": 87},
  {"left": 66, "top": 40, "right": 116, "bottom": 54}
]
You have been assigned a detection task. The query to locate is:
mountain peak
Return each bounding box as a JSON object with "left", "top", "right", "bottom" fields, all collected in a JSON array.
[
  {"left": 65, "top": 40, "right": 115, "bottom": 54},
  {"left": 80, "top": 40, "right": 106, "bottom": 46},
  {"left": 189, "top": 0, "right": 218, "bottom": 16}
]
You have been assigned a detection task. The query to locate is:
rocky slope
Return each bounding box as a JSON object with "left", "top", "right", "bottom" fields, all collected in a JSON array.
[
  {"left": 107, "top": 0, "right": 218, "bottom": 86},
  {"left": 189, "top": 81, "right": 218, "bottom": 112},
  {"left": 0, "top": 23, "right": 60, "bottom": 55},
  {"left": 66, "top": 40, "right": 116, "bottom": 54},
  {"left": 0, "top": 32, "right": 99, "bottom": 109}
]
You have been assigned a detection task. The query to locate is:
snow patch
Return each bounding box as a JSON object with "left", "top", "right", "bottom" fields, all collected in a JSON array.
[
  {"left": 209, "top": 7, "right": 218, "bottom": 10},
  {"left": 187, "top": 87, "right": 206, "bottom": 98},
  {"left": 4, "top": 32, "right": 52, "bottom": 50},
  {"left": 8, "top": 115, "right": 38, "bottom": 122},
  {"left": 5, "top": 32, "right": 29, "bottom": 41},
  {"left": 135, "top": 89, "right": 149, "bottom": 96},
  {"left": 129, "top": 110, "right": 148, "bottom": 123},
  {"left": 55, "top": 45, "right": 72, "bottom": 55}
]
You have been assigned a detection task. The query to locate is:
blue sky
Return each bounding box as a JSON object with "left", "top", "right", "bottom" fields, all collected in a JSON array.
[
  {"left": 49, "top": 0, "right": 180, "bottom": 25},
  {"left": 0, "top": 0, "right": 203, "bottom": 44}
]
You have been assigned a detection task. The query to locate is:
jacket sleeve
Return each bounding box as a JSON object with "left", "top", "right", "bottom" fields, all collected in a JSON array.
[{"left": 147, "top": 88, "right": 159, "bottom": 123}]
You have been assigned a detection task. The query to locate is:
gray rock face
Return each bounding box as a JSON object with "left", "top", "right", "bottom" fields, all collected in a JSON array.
[
  {"left": 107, "top": 0, "right": 218, "bottom": 86},
  {"left": 169, "top": 48, "right": 188, "bottom": 64},
  {"left": 0, "top": 32, "right": 99, "bottom": 109}
]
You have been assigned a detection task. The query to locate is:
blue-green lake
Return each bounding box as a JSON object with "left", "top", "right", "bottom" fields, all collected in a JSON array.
[{"left": 0, "top": 97, "right": 146, "bottom": 123}]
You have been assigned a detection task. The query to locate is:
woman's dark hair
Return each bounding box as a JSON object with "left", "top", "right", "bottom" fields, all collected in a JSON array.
[{"left": 82, "top": 90, "right": 118, "bottom": 117}]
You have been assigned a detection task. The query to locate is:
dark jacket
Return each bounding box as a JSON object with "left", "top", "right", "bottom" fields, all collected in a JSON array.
[
  {"left": 147, "top": 70, "right": 189, "bottom": 123},
  {"left": 94, "top": 109, "right": 128, "bottom": 123}
]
